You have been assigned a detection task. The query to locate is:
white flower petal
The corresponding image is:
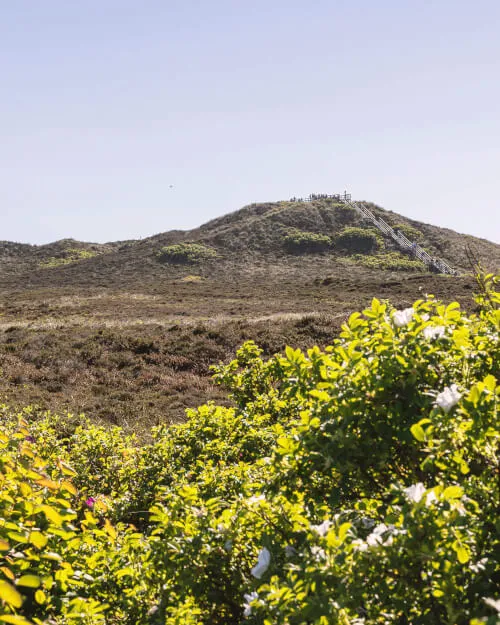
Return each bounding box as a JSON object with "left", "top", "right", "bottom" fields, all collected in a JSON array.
[
  {"left": 422, "top": 325, "right": 446, "bottom": 340},
  {"left": 247, "top": 494, "right": 266, "bottom": 504},
  {"left": 312, "top": 520, "right": 332, "bottom": 537},
  {"left": 393, "top": 307, "right": 415, "bottom": 327},
  {"left": 243, "top": 592, "right": 259, "bottom": 617},
  {"left": 435, "top": 384, "right": 462, "bottom": 413},
  {"left": 404, "top": 483, "right": 426, "bottom": 503},
  {"left": 483, "top": 597, "right": 500, "bottom": 613},
  {"left": 251, "top": 547, "right": 271, "bottom": 579}
]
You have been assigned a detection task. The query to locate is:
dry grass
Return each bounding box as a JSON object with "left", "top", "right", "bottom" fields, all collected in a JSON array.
[{"left": 0, "top": 198, "right": 494, "bottom": 437}]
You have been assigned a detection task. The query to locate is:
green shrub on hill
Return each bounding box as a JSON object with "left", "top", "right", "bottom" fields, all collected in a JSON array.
[
  {"left": 39, "top": 248, "right": 97, "bottom": 269},
  {"left": 157, "top": 243, "right": 218, "bottom": 265},
  {"left": 283, "top": 230, "right": 332, "bottom": 254},
  {"left": 344, "top": 251, "right": 426, "bottom": 271},
  {"left": 0, "top": 273, "right": 498, "bottom": 624},
  {"left": 393, "top": 222, "right": 425, "bottom": 242},
  {"left": 336, "top": 226, "right": 383, "bottom": 254},
  {"left": 335, "top": 204, "right": 358, "bottom": 224}
]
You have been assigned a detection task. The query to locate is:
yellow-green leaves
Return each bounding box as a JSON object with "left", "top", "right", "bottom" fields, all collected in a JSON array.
[
  {"left": 0, "top": 615, "right": 34, "bottom": 625},
  {"left": 410, "top": 423, "right": 426, "bottom": 442},
  {"left": 0, "top": 580, "right": 23, "bottom": 608},
  {"left": 16, "top": 575, "right": 41, "bottom": 589},
  {"left": 0, "top": 279, "right": 498, "bottom": 624},
  {"left": 452, "top": 540, "right": 471, "bottom": 564}
]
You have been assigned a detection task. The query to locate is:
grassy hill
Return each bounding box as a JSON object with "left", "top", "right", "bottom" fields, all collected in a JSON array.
[
  {"left": 1, "top": 198, "right": 499, "bottom": 291},
  {"left": 0, "top": 197, "right": 498, "bottom": 429}
]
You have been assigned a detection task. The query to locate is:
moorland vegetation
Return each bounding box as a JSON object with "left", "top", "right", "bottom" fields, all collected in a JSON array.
[{"left": 0, "top": 271, "right": 498, "bottom": 624}]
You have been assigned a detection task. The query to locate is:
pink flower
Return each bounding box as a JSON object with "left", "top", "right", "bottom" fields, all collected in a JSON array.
[{"left": 85, "top": 497, "right": 96, "bottom": 508}]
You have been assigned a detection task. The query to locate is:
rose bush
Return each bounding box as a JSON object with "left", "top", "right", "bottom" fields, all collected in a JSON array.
[{"left": 0, "top": 274, "right": 498, "bottom": 624}]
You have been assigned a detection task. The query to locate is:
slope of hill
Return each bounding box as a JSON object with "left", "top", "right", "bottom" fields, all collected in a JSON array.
[
  {"left": 0, "top": 197, "right": 498, "bottom": 429},
  {"left": 1, "top": 198, "right": 499, "bottom": 292},
  {"left": 0, "top": 237, "right": 127, "bottom": 281}
]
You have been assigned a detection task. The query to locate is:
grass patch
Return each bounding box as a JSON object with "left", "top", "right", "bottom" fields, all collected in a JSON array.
[
  {"left": 343, "top": 252, "right": 426, "bottom": 272},
  {"left": 180, "top": 275, "right": 204, "bottom": 283},
  {"left": 283, "top": 229, "right": 332, "bottom": 254},
  {"left": 39, "top": 248, "right": 97, "bottom": 269},
  {"left": 157, "top": 243, "right": 218, "bottom": 265},
  {"left": 335, "top": 226, "right": 383, "bottom": 254}
]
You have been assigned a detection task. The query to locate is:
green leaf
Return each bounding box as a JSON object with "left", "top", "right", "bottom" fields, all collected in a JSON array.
[
  {"left": 34, "top": 589, "right": 46, "bottom": 605},
  {"left": 178, "top": 485, "right": 197, "bottom": 502},
  {"left": 337, "top": 522, "right": 351, "bottom": 543},
  {"left": 17, "top": 575, "right": 41, "bottom": 589},
  {"left": 454, "top": 544, "right": 470, "bottom": 564},
  {"left": 37, "top": 505, "right": 63, "bottom": 526},
  {"left": 277, "top": 437, "right": 296, "bottom": 455},
  {"left": 0, "top": 617, "right": 34, "bottom": 625},
  {"left": 410, "top": 423, "right": 426, "bottom": 442},
  {"left": 484, "top": 374, "right": 497, "bottom": 391},
  {"left": 443, "top": 486, "right": 463, "bottom": 500},
  {"left": 29, "top": 532, "right": 48, "bottom": 549},
  {"left": 0, "top": 580, "right": 23, "bottom": 608}
]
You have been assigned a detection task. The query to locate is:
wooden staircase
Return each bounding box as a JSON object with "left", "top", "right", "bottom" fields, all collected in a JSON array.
[{"left": 302, "top": 193, "right": 458, "bottom": 276}]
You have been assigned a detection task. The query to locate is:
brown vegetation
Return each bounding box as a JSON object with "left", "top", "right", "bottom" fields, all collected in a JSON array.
[{"left": 0, "top": 198, "right": 497, "bottom": 435}]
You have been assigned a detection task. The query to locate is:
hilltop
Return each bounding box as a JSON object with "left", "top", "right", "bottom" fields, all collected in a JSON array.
[{"left": 0, "top": 197, "right": 498, "bottom": 430}]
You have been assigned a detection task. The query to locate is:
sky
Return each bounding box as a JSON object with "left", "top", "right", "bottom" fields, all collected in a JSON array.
[{"left": 1, "top": 0, "right": 500, "bottom": 245}]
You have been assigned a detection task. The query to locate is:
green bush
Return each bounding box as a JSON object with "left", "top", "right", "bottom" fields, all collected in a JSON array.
[
  {"left": 0, "top": 274, "right": 499, "bottom": 624},
  {"left": 335, "top": 205, "right": 358, "bottom": 224},
  {"left": 393, "top": 222, "right": 425, "bottom": 242},
  {"left": 39, "top": 248, "right": 97, "bottom": 269},
  {"left": 345, "top": 251, "right": 426, "bottom": 271},
  {"left": 283, "top": 230, "right": 332, "bottom": 254},
  {"left": 157, "top": 243, "right": 218, "bottom": 265},
  {"left": 336, "top": 226, "right": 382, "bottom": 254}
]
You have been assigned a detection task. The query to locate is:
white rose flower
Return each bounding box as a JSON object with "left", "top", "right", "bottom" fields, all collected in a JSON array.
[
  {"left": 310, "top": 545, "right": 327, "bottom": 561},
  {"left": 483, "top": 597, "right": 500, "bottom": 613},
  {"left": 247, "top": 494, "right": 266, "bottom": 505},
  {"left": 422, "top": 325, "right": 446, "bottom": 340},
  {"left": 393, "top": 307, "right": 414, "bottom": 327},
  {"left": 311, "top": 520, "right": 332, "bottom": 537},
  {"left": 251, "top": 547, "right": 271, "bottom": 579},
  {"left": 404, "top": 483, "right": 438, "bottom": 506},
  {"left": 435, "top": 384, "right": 462, "bottom": 413},
  {"left": 404, "top": 483, "right": 426, "bottom": 503},
  {"left": 352, "top": 539, "right": 368, "bottom": 552},
  {"left": 426, "top": 490, "right": 438, "bottom": 505},
  {"left": 470, "top": 558, "right": 488, "bottom": 573},
  {"left": 366, "top": 523, "right": 388, "bottom": 546},
  {"left": 243, "top": 591, "right": 259, "bottom": 617}
]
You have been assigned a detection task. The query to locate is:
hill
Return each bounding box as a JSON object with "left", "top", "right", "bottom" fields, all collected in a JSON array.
[
  {"left": 0, "top": 197, "right": 498, "bottom": 429},
  {"left": 1, "top": 198, "right": 499, "bottom": 291}
]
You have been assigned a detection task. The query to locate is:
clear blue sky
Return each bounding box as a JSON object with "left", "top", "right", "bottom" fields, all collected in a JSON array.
[{"left": 2, "top": 0, "right": 499, "bottom": 244}]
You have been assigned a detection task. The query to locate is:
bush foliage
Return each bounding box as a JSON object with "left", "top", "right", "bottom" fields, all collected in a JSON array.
[
  {"left": 336, "top": 227, "right": 383, "bottom": 254},
  {"left": 344, "top": 251, "right": 426, "bottom": 272},
  {"left": 283, "top": 230, "right": 332, "bottom": 254},
  {"left": 39, "top": 249, "right": 97, "bottom": 269},
  {"left": 0, "top": 274, "right": 499, "bottom": 624},
  {"left": 157, "top": 243, "right": 218, "bottom": 265},
  {"left": 393, "top": 222, "right": 425, "bottom": 242}
]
